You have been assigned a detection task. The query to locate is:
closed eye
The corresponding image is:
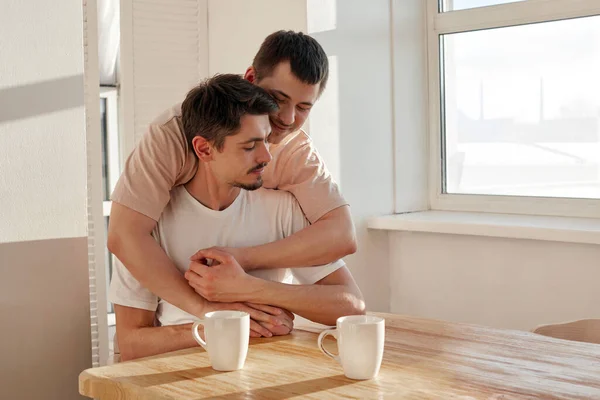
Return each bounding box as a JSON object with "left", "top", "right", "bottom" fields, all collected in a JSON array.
[{"left": 243, "top": 139, "right": 259, "bottom": 150}]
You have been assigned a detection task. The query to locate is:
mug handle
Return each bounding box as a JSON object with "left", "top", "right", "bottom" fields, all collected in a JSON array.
[
  {"left": 318, "top": 328, "right": 340, "bottom": 363},
  {"left": 192, "top": 321, "right": 207, "bottom": 350}
]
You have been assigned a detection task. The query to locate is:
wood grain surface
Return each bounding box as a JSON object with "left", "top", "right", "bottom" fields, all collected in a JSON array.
[{"left": 79, "top": 312, "right": 600, "bottom": 399}]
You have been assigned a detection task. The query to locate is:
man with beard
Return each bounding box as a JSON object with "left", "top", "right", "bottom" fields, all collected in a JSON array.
[
  {"left": 109, "top": 74, "right": 364, "bottom": 361},
  {"left": 108, "top": 31, "right": 358, "bottom": 338}
]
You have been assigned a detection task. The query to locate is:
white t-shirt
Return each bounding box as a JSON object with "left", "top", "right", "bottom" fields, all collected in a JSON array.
[{"left": 109, "top": 186, "right": 344, "bottom": 326}]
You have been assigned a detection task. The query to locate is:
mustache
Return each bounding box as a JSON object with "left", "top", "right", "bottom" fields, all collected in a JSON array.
[{"left": 248, "top": 162, "right": 268, "bottom": 174}]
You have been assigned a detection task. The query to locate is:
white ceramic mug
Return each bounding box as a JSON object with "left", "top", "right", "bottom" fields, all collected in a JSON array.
[
  {"left": 192, "top": 310, "right": 250, "bottom": 371},
  {"left": 317, "top": 315, "right": 385, "bottom": 380}
]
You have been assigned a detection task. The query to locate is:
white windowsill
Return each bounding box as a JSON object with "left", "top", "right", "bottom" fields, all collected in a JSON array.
[{"left": 368, "top": 211, "right": 600, "bottom": 245}]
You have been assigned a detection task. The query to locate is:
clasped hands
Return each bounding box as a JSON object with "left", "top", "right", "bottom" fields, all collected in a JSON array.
[{"left": 184, "top": 247, "right": 294, "bottom": 338}]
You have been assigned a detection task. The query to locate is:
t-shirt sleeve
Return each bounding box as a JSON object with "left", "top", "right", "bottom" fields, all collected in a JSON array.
[
  {"left": 110, "top": 120, "right": 194, "bottom": 221},
  {"left": 108, "top": 257, "right": 158, "bottom": 312},
  {"left": 279, "top": 193, "right": 345, "bottom": 284},
  {"left": 277, "top": 141, "right": 348, "bottom": 224}
]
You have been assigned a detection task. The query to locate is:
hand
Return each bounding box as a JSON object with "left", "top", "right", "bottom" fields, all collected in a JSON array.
[
  {"left": 191, "top": 246, "right": 250, "bottom": 271},
  {"left": 204, "top": 301, "right": 290, "bottom": 338},
  {"left": 185, "top": 248, "right": 257, "bottom": 303},
  {"left": 245, "top": 303, "right": 295, "bottom": 336}
]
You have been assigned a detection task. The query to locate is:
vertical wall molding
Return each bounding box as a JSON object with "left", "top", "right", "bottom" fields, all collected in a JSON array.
[{"left": 83, "top": 0, "right": 109, "bottom": 367}]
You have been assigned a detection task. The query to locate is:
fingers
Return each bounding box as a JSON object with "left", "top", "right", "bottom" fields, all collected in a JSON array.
[
  {"left": 190, "top": 246, "right": 219, "bottom": 262},
  {"left": 184, "top": 269, "right": 205, "bottom": 297},
  {"left": 244, "top": 303, "right": 295, "bottom": 326},
  {"left": 261, "top": 322, "right": 292, "bottom": 336},
  {"left": 234, "top": 304, "right": 281, "bottom": 326},
  {"left": 188, "top": 261, "right": 211, "bottom": 277},
  {"left": 190, "top": 247, "right": 232, "bottom": 264},
  {"left": 250, "top": 329, "right": 262, "bottom": 338},
  {"left": 279, "top": 314, "right": 294, "bottom": 330},
  {"left": 273, "top": 311, "right": 293, "bottom": 330},
  {"left": 251, "top": 307, "right": 292, "bottom": 331},
  {"left": 253, "top": 321, "right": 293, "bottom": 337},
  {"left": 190, "top": 249, "right": 207, "bottom": 262},
  {"left": 184, "top": 269, "right": 199, "bottom": 285},
  {"left": 283, "top": 309, "right": 295, "bottom": 320},
  {"left": 244, "top": 302, "right": 283, "bottom": 316},
  {"left": 250, "top": 320, "right": 273, "bottom": 338}
]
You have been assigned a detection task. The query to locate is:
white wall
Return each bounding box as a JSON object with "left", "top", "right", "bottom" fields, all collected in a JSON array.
[
  {"left": 389, "top": 231, "right": 600, "bottom": 330},
  {"left": 309, "top": 0, "right": 395, "bottom": 311},
  {"left": 391, "top": 0, "right": 429, "bottom": 213},
  {"left": 0, "top": 1, "right": 87, "bottom": 243},
  {"left": 0, "top": 1, "right": 91, "bottom": 398},
  {"left": 207, "top": 0, "right": 307, "bottom": 75}
]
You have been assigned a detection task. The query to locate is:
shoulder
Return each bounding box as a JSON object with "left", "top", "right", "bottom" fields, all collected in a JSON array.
[
  {"left": 143, "top": 103, "right": 184, "bottom": 143},
  {"left": 273, "top": 129, "right": 318, "bottom": 165},
  {"left": 282, "top": 129, "right": 312, "bottom": 151},
  {"left": 278, "top": 129, "right": 325, "bottom": 171},
  {"left": 149, "top": 103, "right": 182, "bottom": 127},
  {"left": 138, "top": 103, "right": 187, "bottom": 153}
]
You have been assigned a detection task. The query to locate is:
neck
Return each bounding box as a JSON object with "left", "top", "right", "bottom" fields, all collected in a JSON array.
[{"left": 184, "top": 164, "right": 240, "bottom": 211}]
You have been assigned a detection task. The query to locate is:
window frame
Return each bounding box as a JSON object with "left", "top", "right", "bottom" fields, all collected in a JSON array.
[
  {"left": 99, "top": 86, "right": 121, "bottom": 317},
  {"left": 100, "top": 86, "right": 121, "bottom": 215},
  {"left": 427, "top": 0, "right": 600, "bottom": 218}
]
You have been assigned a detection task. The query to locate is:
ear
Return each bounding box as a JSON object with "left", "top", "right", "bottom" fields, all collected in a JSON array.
[
  {"left": 191, "top": 136, "right": 213, "bottom": 162},
  {"left": 244, "top": 66, "right": 257, "bottom": 83}
]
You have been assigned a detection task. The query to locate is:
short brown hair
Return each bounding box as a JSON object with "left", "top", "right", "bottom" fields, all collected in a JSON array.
[
  {"left": 181, "top": 74, "right": 279, "bottom": 152},
  {"left": 252, "top": 30, "right": 329, "bottom": 94}
]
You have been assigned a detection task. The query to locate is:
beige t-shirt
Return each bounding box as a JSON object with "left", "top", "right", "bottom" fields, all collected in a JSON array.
[
  {"left": 111, "top": 104, "right": 347, "bottom": 223},
  {"left": 108, "top": 186, "right": 345, "bottom": 326}
]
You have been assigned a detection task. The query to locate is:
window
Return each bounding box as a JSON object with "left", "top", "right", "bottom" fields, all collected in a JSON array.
[
  {"left": 440, "top": 0, "right": 525, "bottom": 12},
  {"left": 428, "top": 0, "right": 600, "bottom": 217},
  {"left": 100, "top": 87, "right": 120, "bottom": 315}
]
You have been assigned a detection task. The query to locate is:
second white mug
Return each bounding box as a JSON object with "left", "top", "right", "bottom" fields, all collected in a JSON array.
[
  {"left": 318, "top": 315, "right": 385, "bottom": 380},
  {"left": 192, "top": 310, "right": 250, "bottom": 371}
]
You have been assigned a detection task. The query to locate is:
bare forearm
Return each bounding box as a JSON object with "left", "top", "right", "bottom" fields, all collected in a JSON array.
[
  {"left": 245, "top": 280, "right": 365, "bottom": 326},
  {"left": 119, "top": 324, "right": 198, "bottom": 361},
  {"left": 243, "top": 206, "right": 357, "bottom": 270},
  {"left": 108, "top": 229, "right": 206, "bottom": 318}
]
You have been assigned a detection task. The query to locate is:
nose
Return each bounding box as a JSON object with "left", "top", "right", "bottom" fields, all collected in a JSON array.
[
  {"left": 278, "top": 104, "right": 295, "bottom": 126},
  {"left": 257, "top": 142, "right": 272, "bottom": 165}
]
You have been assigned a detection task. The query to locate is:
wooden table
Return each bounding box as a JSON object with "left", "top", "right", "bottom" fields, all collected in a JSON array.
[{"left": 80, "top": 313, "right": 600, "bottom": 399}]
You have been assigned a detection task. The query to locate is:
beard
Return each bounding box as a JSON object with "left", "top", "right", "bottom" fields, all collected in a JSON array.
[
  {"left": 231, "top": 162, "right": 268, "bottom": 191},
  {"left": 232, "top": 177, "right": 263, "bottom": 191}
]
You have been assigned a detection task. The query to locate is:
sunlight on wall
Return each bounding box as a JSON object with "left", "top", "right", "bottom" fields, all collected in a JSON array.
[
  {"left": 307, "top": 0, "right": 336, "bottom": 34},
  {"left": 308, "top": 55, "right": 340, "bottom": 187}
]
